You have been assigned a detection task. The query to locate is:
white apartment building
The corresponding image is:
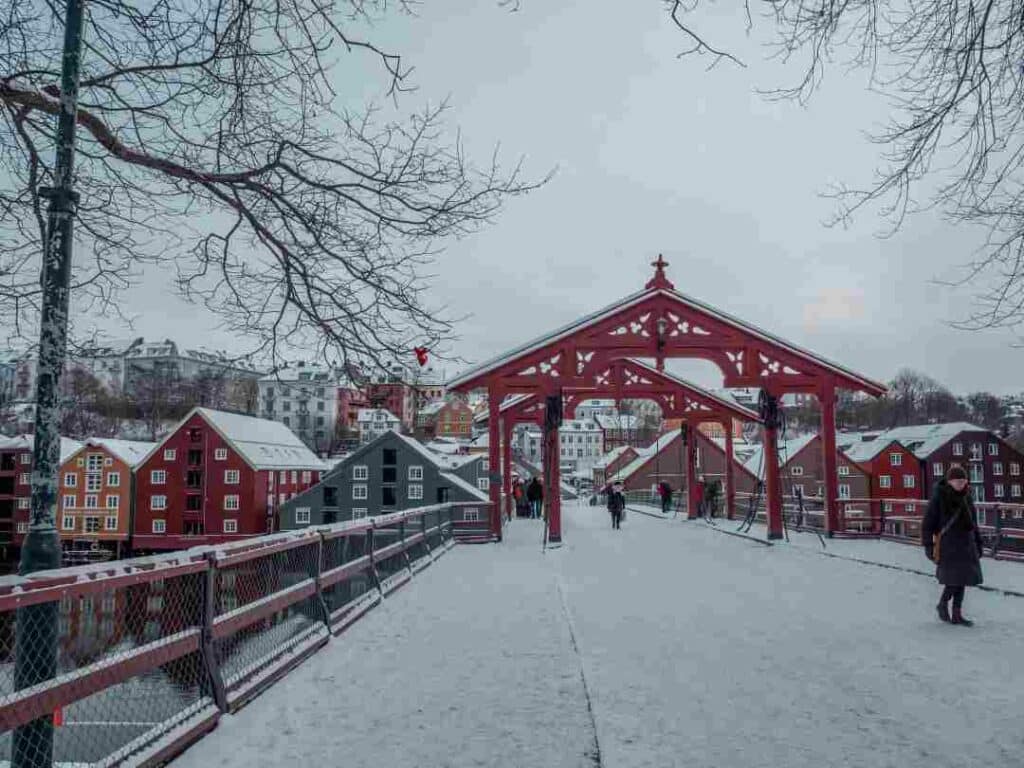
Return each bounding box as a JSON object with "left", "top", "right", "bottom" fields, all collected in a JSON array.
[
  {"left": 259, "top": 363, "right": 340, "bottom": 452},
  {"left": 356, "top": 408, "right": 402, "bottom": 444}
]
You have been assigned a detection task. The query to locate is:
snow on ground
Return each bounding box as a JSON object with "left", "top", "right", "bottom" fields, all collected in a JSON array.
[{"left": 174, "top": 502, "right": 1024, "bottom": 768}]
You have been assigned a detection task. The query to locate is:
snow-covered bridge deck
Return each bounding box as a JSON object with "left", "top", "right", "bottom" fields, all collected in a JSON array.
[{"left": 174, "top": 502, "right": 1024, "bottom": 768}]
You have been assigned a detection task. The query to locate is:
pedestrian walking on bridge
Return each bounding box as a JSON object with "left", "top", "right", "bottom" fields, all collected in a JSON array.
[{"left": 607, "top": 481, "right": 625, "bottom": 530}]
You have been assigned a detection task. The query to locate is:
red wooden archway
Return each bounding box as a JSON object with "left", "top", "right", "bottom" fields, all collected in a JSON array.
[
  {"left": 449, "top": 256, "right": 885, "bottom": 543},
  {"left": 495, "top": 359, "right": 761, "bottom": 527}
]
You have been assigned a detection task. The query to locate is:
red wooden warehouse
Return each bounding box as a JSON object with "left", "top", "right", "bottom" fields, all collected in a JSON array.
[
  {"left": 133, "top": 407, "right": 325, "bottom": 551},
  {"left": 447, "top": 257, "right": 886, "bottom": 543}
]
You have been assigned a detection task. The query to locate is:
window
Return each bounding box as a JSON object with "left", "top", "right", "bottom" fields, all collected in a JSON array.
[
  {"left": 152, "top": 519, "right": 166, "bottom": 533},
  {"left": 17, "top": 498, "right": 29, "bottom": 509},
  {"left": 187, "top": 449, "right": 202, "bottom": 465},
  {"left": 353, "top": 484, "right": 368, "bottom": 500},
  {"left": 224, "top": 494, "right": 239, "bottom": 511},
  {"left": 382, "top": 466, "right": 397, "bottom": 483},
  {"left": 189, "top": 428, "right": 202, "bottom": 442},
  {"left": 408, "top": 484, "right": 423, "bottom": 500},
  {"left": 477, "top": 477, "right": 490, "bottom": 491},
  {"left": 84, "top": 517, "right": 101, "bottom": 533},
  {"left": 151, "top": 470, "right": 166, "bottom": 484},
  {"left": 905, "top": 504, "right": 916, "bottom": 514},
  {"left": 989, "top": 443, "right": 999, "bottom": 456},
  {"left": 107, "top": 472, "right": 120, "bottom": 487},
  {"left": 838, "top": 484, "right": 851, "bottom": 499},
  {"left": 383, "top": 448, "right": 397, "bottom": 466},
  {"left": 969, "top": 465, "right": 984, "bottom": 484},
  {"left": 902, "top": 474, "right": 915, "bottom": 489},
  {"left": 879, "top": 475, "right": 892, "bottom": 489},
  {"left": 84, "top": 495, "right": 98, "bottom": 509},
  {"left": 933, "top": 462, "right": 943, "bottom": 477},
  {"left": 295, "top": 507, "right": 311, "bottom": 525},
  {"left": 224, "top": 470, "right": 240, "bottom": 485},
  {"left": 288, "top": 470, "right": 295, "bottom": 484},
  {"left": 105, "top": 495, "right": 119, "bottom": 509},
  {"left": 352, "top": 508, "right": 368, "bottom": 519},
  {"left": 408, "top": 465, "right": 423, "bottom": 481},
  {"left": 302, "top": 470, "right": 311, "bottom": 483},
  {"left": 464, "top": 509, "right": 480, "bottom": 522},
  {"left": 18, "top": 473, "right": 29, "bottom": 485},
  {"left": 16, "top": 522, "right": 28, "bottom": 534},
  {"left": 994, "top": 483, "right": 1005, "bottom": 498},
  {"left": 77, "top": 458, "right": 83, "bottom": 467},
  {"left": 150, "top": 495, "right": 167, "bottom": 510},
  {"left": 1011, "top": 463, "right": 1021, "bottom": 476},
  {"left": 890, "top": 452, "right": 902, "bottom": 466},
  {"left": 882, "top": 501, "right": 893, "bottom": 513},
  {"left": 105, "top": 516, "right": 118, "bottom": 531},
  {"left": 283, "top": 417, "right": 290, "bottom": 427},
  {"left": 481, "top": 459, "right": 490, "bottom": 472},
  {"left": 86, "top": 474, "right": 102, "bottom": 492},
  {"left": 62, "top": 515, "right": 74, "bottom": 530},
  {"left": 382, "top": 486, "right": 397, "bottom": 506},
  {"left": 970, "top": 443, "right": 983, "bottom": 461},
  {"left": 164, "top": 449, "right": 176, "bottom": 461},
  {"left": 838, "top": 466, "right": 850, "bottom": 477},
  {"left": 993, "top": 462, "right": 1004, "bottom": 476},
  {"left": 186, "top": 494, "right": 202, "bottom": 511},
  {"left": 352, "top": 464, "right": 367, "bottom": 484},
  {"left": 215, "top": 448, "right": 227, "bottom": 461},
  {"left": 1012, "top": 484, "right": 1022, "bottom": 498},
  {"left": 86, "top": 454, "right": 103, "bottom": 472},
  {"left": 64, "top": 473, "right": 77, "bottom": 487},
  {"left": 792, "top": 484, "right": 805, "bottom": 498},
  {"left": 953, "top": 442, "right": 963, "bottom": 456},
  {"left": 279, "top": 470, "right": 287, "bottom": 484},
  {"left": 20, "top": 453, "right": 30, "bottom": 464},
  {"left": 317, "top": 401, "right": 325, "bottom": 412},
  {"left": 790, "top": 466, "right": 804, "bottom": 476},
  {"left": 63, "top": 495, "right": 76, "bottom": 509},
  {"left": 223, "top": 519, "right": 238, "bottom": 533}
]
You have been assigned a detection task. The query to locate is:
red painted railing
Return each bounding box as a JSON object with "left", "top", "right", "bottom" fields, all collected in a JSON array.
[{"left": 0, "top": 502, "right": 482, "bottom": 767}]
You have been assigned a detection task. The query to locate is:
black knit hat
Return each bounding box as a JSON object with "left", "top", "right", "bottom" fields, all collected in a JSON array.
[{"left": 947, "top": 465, "right": 967, "bottom": 481}]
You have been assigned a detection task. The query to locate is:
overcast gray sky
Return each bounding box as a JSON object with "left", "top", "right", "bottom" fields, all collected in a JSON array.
[{"left": 99, "top": 1, "right": 1022, "bottom": 395}]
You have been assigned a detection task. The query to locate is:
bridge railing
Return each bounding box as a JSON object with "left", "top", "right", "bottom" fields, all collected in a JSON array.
[{"left": 0, "top": 502, "right": 473, "bottom": 767}]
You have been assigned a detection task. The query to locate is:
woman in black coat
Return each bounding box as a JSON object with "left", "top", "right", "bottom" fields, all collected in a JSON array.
[{"left": 921, "top": 465, "right": 984, "bottom": 626}]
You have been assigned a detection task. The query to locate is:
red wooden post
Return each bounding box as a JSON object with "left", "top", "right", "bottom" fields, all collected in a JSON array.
[
  {"left": 686, "top": 424, "right": 698, "bottom": 519},
  {"left": 820, "top": 381, "right": 839, "bottom": 536},
  {"left": 487, "top": 386, "right": 502, "bottom": 541},
  {"left": 501, "top": 414, "right": 512, "bottom": 522},
  {"left": 763, "top": 403, "right": 784, "bottom": 540},
  {"left": 544, "top": 399, "right": 563, "bottom": 542},
  {"left": 724, "top": 420, "right": 735, "bottom": 520}
]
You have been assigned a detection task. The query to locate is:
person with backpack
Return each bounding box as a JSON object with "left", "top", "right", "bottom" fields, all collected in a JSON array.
[
  {"left": 704, "top": 477, "right": 721, "bottom": 519},
  {"left": 922, "top": 464, "right": 984, "bottom": 626},
  {"left": 607, "top": 481, "right": 626, "bottom": 529}
]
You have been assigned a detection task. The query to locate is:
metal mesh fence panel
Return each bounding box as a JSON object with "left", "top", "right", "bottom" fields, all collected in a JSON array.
[
  {"left": 320, "top": 531, "right": 374, "bottom": 617},
  {"left": 1, "top": 567, "right": 210, "bottom": 767},
  {"left": 212, "top": 540, "right": 324, "bottom": 696}
]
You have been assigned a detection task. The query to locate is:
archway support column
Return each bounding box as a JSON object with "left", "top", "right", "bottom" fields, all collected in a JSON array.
[
  {"left": 820, "top": 380, "right": 839, "bottom": 537},
  {"left": 724, "top": 420, "right": 735, "bottom": 520},
  {"left": 487, "top": 385, "right": 502, "bottom": 541},
  {"left": 686, "top": 423, "right": 698, "bottom": 519},
  {"left": 762, "top": 392, "right": 784, "bottom": 540},
  {"left": 543, "top": 392, "right": 563, "bottom": 543},
  {"left": 501, "top": 414, "right": 513, "bottom": 522}
]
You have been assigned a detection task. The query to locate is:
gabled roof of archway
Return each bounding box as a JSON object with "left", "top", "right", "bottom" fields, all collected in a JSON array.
[{"left": 448, "top": 275, "right": 886, "bottom": 396}]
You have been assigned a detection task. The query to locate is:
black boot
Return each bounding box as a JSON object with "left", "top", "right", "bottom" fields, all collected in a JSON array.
[
  {"left": 936, "top": 602, "right": 951, "bottom": 623},
  {"left": 951, "top": 607, "right": 974, "bottom": 627}
]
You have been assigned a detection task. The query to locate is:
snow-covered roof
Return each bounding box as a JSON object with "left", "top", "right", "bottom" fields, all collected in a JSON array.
[
  {"left": 615, "top": 431, "right": 682, "bottom": 482},
  {"left": 742, "top": 433, "right": 819, "bottom": 479},
  {"left": 840, "top": 437, "right": 903, "bottom": 464},
  {"left": 0, "top": 435, "right": 84, "bottom": 463},
  {"left": 418, "top": 400, "right": 448, "bottom": 417},
  {"left": 357, "top": 408, "right": 400, "bottom": 423},
  {"left": 447, "top": 283, "right": 886, "bottom": 395},
  {"left": 440, "top": 471, "right": 489, "bottom": 502},
  {"left": 77, "top": 438, "right": 157, "bottom": 468},
  {"left": 871, "top": 422, "right": 990, "bottom": 460},
  {"left": 138, "top": 408, "right": 324, "bottom": 471},
  {"left": 594, "top": 414, "right": 640, "bottom": 430},
  {"left": 592, "top": 445, "right": 633, "bottom": 470}
]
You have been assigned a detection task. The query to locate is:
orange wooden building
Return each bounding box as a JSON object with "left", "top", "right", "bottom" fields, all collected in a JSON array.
[{"left": 58, "top": 439, "right": 156, "bottom": 559}]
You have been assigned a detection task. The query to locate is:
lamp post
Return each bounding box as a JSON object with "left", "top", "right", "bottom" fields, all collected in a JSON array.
[{"left": 13, "top": 0, "right": 87, "bottom": 765}]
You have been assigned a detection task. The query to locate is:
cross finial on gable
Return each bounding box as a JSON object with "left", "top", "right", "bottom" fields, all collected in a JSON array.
[{"left": 645, "top": 253, "right": 674, "bottom": 290}]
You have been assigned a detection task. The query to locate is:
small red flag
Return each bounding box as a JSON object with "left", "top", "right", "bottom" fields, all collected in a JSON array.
[{"left": 414, "top": 347, "right": 429, "bottom": 367}]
